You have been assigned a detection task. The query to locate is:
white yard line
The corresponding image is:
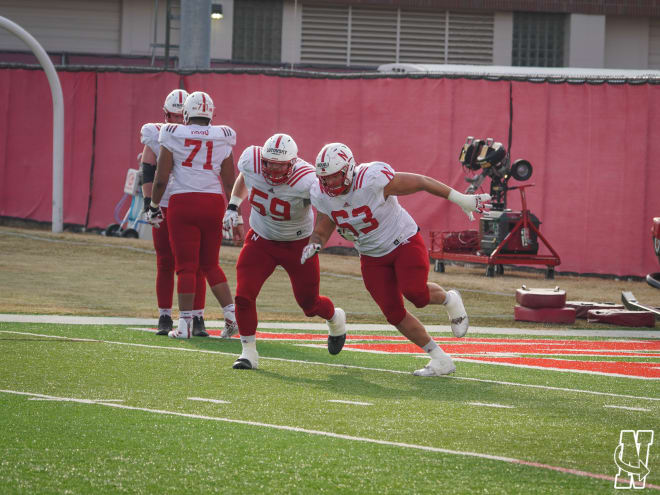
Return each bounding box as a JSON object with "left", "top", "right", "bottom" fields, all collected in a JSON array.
[
  {"left": 603, "top": 405, "right": 650, "bottom": 412},
  {"left": 327, "top": 400, "right": 373, "bottom": 406},
  {"left": 468, "top": 402, "right": 515, "bottom": 409},
  {"left": 2, "top": 329, "right": 659, "bottom": 402},
  {"left": 188, "top": 397, "right": 231, "bottom": 404},
  {"left": 1, "top": 388, "right": 656, "bottom": 490},
  {"left": 1, "top": 313, "right": 658, "bottom": 338}
]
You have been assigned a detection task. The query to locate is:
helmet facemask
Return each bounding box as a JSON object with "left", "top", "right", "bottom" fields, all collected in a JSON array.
[
  {"left": 261, "top": 134, "right": 298, "bottom": 185},
  {"left": 262, "top": 158, "right": 294, "bottom": 185}
]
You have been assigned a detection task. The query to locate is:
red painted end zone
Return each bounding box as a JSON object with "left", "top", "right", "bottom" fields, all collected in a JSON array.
[{"left": 198, "top": 330, "right": 660, "bottom": 378}]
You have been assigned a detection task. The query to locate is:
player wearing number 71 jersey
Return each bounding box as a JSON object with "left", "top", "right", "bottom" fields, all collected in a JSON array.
[
  {"left": 147, "top": 91, "right": 239, "bottom": 340},
  {"left": 222, "top": 133, "right": 346, "bottom": 371},
  {"left": 303, "top": 143, "right": 491, "bottom": 377}
]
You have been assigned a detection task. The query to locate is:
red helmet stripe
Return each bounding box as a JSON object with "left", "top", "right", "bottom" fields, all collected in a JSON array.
[
  {"left": 178, "top": 91, "right": 183, "bottom": 103},
  {"left": 320, "top": 147, "right": 329, "bottom": 162},
  {"left": 275, "top": 134, "right": 283, "bottom": 148}
]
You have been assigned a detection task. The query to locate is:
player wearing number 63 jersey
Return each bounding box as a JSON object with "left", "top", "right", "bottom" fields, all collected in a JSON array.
[
  {"left": 305, "top": 142, "right": 492, "bottom": 377},
  {"left": 148, "top": 91, "right": 239, "bottom": 340},
  {"left": 222, "top": 133, "right": 345, "bottom": 371}
]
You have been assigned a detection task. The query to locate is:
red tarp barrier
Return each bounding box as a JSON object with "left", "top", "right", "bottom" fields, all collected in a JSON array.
[
  {"left": 86, "top": 71, "right": 181, "bottom": 228},
  {"left": 511, "top": 82, "right": 660, "bottom": 276},
  {"left": 184, "top": 74, "right": 511, "bottom": 249},
  {"left": 0, "top": 69, "right": 95, "bottom": 225},
  {"left": 1, "top": 68, "right": 659, "bottom": 276}
]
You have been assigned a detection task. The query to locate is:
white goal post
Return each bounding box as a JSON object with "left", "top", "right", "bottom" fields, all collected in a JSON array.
[{"left": 0, "top": 16, "right": 64, "bottom": 233}]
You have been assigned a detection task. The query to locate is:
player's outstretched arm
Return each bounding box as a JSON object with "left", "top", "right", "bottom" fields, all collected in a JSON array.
[
  {"left": 383, "top": 172, "right": 452, "bottom": 199},
  {"left": 383, "top": 172, "right": 491, "bottom": 221},
  {"left": 301, "top": 212, "right": 336, "bottom": 264}
]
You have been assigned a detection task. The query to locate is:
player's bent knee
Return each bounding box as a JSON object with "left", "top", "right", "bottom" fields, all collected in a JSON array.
[
  {"left": 201, "top": 265, "right": 227, "bottom": 287},
  {"left": 385, "top": 308, "right": 407, "bottom": 326},
  {"left": 404, "top": 290, "right": 430, "bottom": 308},
  {"left": 234, "top": 295, "right": 255, "bottom": 311},
  {"left": 176, "top": 270, "right": 195, "bottom": 294}
]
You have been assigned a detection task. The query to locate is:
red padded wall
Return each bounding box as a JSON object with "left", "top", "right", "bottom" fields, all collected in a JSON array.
[
  {"left": 511, "top": 81, "right": 660, "bottom": 275},
  {"left": 1, "top": 67, "right": 658, "bottom": 276},
  {"left": 0, "top": 69, "right": 95, "bottom": 225},
  {"left": 86, "top": 71, "right": 182, "bottom": 228}
]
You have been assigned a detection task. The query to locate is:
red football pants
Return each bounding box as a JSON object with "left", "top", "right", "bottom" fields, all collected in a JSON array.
[
  {"left": 166, "top": 193, "right": 227, "bottom": 294},
  {"left": 235, "top": 229, "right": 335, "bottom": 336},
  {"left": 152, "top": 207, "right": 206, "bottom": 309},
  {"left": 360, "top": 232, "right": 430, "bottom": 326}
]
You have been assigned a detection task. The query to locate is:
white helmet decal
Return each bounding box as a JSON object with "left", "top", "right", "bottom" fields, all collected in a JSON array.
[
  {"left": 183, "top": 91, "right": 215, "bottom": 123},
  {"left": 163, "top": 89, "right": 189, "bottom": 115}
]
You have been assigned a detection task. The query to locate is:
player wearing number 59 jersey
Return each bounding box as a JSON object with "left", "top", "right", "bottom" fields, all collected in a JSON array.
[
  {"left": 222, "top": 133, "right": 345, "bottom": 371},
  {"left": 304, "top": 142, "right": 492, "bottom": 377},
  {"left": 147, "top": 91, "right": 239, "bottom": 340}
]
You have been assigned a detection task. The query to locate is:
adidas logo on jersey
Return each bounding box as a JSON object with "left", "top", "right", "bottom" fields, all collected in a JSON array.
[{"left": 343, "top": 202, "right": 351, "bottom": 207}]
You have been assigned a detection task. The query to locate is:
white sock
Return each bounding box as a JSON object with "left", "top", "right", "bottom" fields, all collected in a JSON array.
[
  {"left": 180, "top": 310, "right": 193, "bottom": 321},
  {"left": 159, "top": 308, "right": 172, "bottom": 317},
  {"left": 240, "top": 335, "right": 257, "bottom": 355},
  {"left": 192, "top": 309, "right": 204, "bottom": 318},
  {"left": 223, "top": 303, "right": 235, "bottom": 315},
  {"left": 423, "top": 339, "right": 449, "bottom": 360}
]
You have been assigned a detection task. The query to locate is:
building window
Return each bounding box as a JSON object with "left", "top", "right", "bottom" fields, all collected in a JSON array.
[
  {"left": 512, "top": 12, "right": 565, "bottom": 67},
  {"left": 232, "top": 0, "right": 283, "bottom": 63}
]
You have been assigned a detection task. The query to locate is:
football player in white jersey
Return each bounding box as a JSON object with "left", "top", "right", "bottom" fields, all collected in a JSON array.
[
  {"left": 302, "top": 143, "right": 491, "bottom": 377},
  {"left": 222, "top": 134, "right": 346, "bottom": 370},
  {"left": 139, "top": 89, "right": 209, "bottom": 336},
  {"left": 146, "top": 91, "right": 239, "bottom": 339}
]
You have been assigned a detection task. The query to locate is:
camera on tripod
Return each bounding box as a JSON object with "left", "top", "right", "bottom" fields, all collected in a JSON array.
[
  {"left": 459, "top": 137, "right": 539, "bottom": 255},
  {"left": 459, "top": 136, "right": 533, "bottom": 211}
]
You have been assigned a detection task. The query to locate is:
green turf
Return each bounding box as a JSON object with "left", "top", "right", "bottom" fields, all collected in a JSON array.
[{"left": 1, "top": 322, "right": 657, "bottom": 493}]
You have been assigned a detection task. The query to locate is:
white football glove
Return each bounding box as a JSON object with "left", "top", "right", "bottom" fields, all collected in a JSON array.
[
  {"left": 300, "top": 243, "right": 321, "bottom": 264},
  {"left": 222, "top": 206, "right": 243, "bottom": 239},
  {"left": 145, "top": 205, "right": 164, "bottom": 228},
  {"left": 448, "top": 190, "right": 492, "bottom": 221}
]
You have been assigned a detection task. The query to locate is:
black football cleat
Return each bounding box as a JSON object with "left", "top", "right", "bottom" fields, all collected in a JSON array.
[
  {"left": 192, "top": 316, "right": 209, "bottom": 337},
  {"left": 232, "top": 358, "right": 254, "bottom": 369},
  {"left": 328, "top": 333, "right": 346, "bottom": 355},
  {"left": 156, "top": 315, "right": 173, "bottom": 335}
]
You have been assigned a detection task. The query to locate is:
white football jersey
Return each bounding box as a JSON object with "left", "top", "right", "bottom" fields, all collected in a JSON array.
[
  {"left": 158, "top": 123, "right": 236, "bottom": 197},
  {"left": 238, "top": 145, "right": 317, "bottom": 241},
  {"left": 141, "top": 122, "right": 175, "bottom": 207},
  {"left": 310, "top": 161, "right": 418, "bottom": 257}
]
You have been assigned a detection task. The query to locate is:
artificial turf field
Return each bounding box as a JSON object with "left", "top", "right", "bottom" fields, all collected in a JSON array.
[{"left": 1, "top": 319, "right": 657, "bottom": 494}]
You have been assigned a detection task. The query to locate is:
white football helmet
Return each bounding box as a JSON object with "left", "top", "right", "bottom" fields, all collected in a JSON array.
[
  {"left": 183, "top": 91, "right": 214, "bottom": 123},
  {"left": 163, "top": 89, "right": 189, "bottom": 115},
  {"left": 315, "top": 143, "right": 355, "bottom": 196},
  {"left": 261, "top": 133, "right": 298, "bottom": 185}
]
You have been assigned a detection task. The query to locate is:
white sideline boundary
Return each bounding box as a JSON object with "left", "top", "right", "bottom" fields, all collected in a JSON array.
[
  {"left": 1, "top": 314, "right": 658, "bottom": 338},
  {"left": 3, "top": 388, "right": 658, "bottom": 490},
  {"left": 2, "top": 329, "right": 659, "bottom": 402}
]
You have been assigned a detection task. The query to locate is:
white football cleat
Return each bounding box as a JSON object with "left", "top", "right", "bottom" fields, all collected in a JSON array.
[
  {"left": 168, "top": 318, "right": 192, "bottom": 339},
  {"left": 445, "top": 290, "right": 469, "bottom": 338},
  {"left": 232, "top": 350, "right": 258, "bottom": 370},
  {"left": 413, "top": 356, "right": 456, "bottom": 377},
  {"left": 220, "top": 311, "right": 239, "bottom": 339}
]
